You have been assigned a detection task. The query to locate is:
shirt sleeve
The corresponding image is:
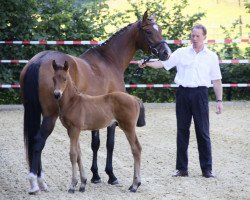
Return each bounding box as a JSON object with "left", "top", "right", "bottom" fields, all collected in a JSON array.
[
  {"left": 210, "top": 53, "right": 222, "bottom": 80},
  {"left": 160, "top": 48, "right": 181, "bottom": 70}
]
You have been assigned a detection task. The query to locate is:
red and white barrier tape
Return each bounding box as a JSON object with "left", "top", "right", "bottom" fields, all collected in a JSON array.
[
  {"left": 1, "top": 83, "right": 249, "bottom": 89},
  {"left": 0, "top": 39, "right": 249, "bottom": 45},
  {"left": 1, "top": 59, "right": 250, "bottom": 64}
]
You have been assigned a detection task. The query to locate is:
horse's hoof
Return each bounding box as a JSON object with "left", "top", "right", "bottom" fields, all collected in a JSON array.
[
  {"left": 68, "top": 188, "right": 75, "bottom": 193},
  {"left": 91, "top": 178, "right": 101, "bottom": 184},
  {"left": 108, "top": 178, "right": 119, "bottom": 185},
  {"left": 107, "top": 173, "right": 118, "bottom": 185},
  {"left": 28, "top": 187, "right": 40, "bottom": 195},
  {"left": 79, "top": 186, "right": 85, "bottom": 192}
]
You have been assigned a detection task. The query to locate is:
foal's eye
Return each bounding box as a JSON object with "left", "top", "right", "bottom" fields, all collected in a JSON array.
[{"left": 63, "top": 78, "right": 66, "bottom": 82}]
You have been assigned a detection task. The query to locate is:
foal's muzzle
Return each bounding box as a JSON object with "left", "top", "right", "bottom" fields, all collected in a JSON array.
[{"left": 54, "top": 90, "right": 62, "bottom": 100}]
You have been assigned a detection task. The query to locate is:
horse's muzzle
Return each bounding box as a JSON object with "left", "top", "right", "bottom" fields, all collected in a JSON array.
[{"left": 159, "top": 45, "right": 171, "bottom": 61}]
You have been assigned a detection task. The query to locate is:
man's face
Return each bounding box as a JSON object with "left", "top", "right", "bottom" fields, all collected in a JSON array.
[{"left": 191, "top": 28, "right": 206, "bottom": 47}]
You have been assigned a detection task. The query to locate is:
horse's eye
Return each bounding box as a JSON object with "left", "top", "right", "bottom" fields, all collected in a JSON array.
[
  {"left": 145, "top": 30, "right": 152, "bottom": 35},
  {"left": 63, "top": 78, "right": 67, "bottom": 82}
]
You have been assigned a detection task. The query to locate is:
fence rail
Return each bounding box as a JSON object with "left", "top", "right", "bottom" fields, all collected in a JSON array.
[
  {"left": 0, "top": 39, "right": 249, "bottom": 45},
  {"left": 1, "top": 83, "right": 249, "bottom": 89},
  {"left": 1, "top": 59, "right": 250, "bottom": 64}
]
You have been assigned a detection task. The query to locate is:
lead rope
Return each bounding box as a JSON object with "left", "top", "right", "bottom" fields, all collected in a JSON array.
[{"left": 133, "top": 55, "right": 156, "bottom": 77}]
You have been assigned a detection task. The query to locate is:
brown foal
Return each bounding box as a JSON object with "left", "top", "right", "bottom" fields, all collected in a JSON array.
[{"left": 52, "top": 60, "right": 145, "bottom": 193}]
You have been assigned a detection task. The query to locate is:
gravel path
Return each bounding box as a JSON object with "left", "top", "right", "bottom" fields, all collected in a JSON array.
[{"left": 0, "top": 102, "right": 249, "bottom": 200}]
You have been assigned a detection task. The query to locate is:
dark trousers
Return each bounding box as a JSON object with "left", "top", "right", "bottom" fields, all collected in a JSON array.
[{"left": 175, "top": 86, "right": 212, "bottom": 172}]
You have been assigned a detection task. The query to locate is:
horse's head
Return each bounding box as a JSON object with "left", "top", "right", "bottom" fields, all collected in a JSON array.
[
  {"left": 52, "top": 60, "right": 69, "bottom": 100},
  {"left": 138, "top": 11, "right": 171, "bottom": 61}
]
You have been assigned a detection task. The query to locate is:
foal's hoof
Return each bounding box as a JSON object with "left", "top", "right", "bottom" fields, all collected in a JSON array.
[
  {"left": 128, "top": 182, "right": 141, "bottom": 193},
  {"left": 79, "top": 186, "right": 85, "bottom": 192},
  {"left": 68, "top": 188, "right": 75, "bottom": 193}
]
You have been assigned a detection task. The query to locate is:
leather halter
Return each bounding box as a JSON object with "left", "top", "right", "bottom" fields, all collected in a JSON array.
[{"left": 138, "top": 21, "right": 168, "bottom": 57}]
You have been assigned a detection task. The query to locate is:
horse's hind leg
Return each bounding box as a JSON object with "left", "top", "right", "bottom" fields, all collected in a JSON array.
[
  {"left": 30, "top": 116, "right": 57, "bottom": 193},
  {"left": 106, "top": 123, "right": 118, "bottom": 185},
  {"left": 123, "top": 128, "right": 142, "bottom": 192},
  {"left": 77, "top": 141, "right": 87, "bottom": 192},
  {"left": 90, "top": 130, "right": 101, "bottom": 183}
]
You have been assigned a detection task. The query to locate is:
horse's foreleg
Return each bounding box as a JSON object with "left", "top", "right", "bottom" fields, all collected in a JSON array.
[
  {"left": 29, "top": 116, "right": 56, "bottom": 194},
  {"left": 125, "top": 131, "right": 142, "bottom": 192},
  {"left": 68, "top": 128, "right": 81, "bottom": 193},
  {"left": 77, "top": 141, "right": 87, "bottom": 192},
  {"left": 106, "top": 123, "right": 118, "bottom": 185},
  {"left": 90, "top": 130, "right": 101, "bottom": 183}
]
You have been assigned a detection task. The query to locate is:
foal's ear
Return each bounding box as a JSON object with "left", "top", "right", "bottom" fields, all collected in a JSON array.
[
  {"left": 52, "top": 60, "right": 57, "bottom": 71},
  {"left": 64, "top": 61, "right": 69, "bottom": 71}
]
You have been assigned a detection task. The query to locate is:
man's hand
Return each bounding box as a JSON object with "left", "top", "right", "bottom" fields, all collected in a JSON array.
[
  {"left": 216, "top": 101, "right": 223, "bottom": 114},
  {"left": 138, "top": 59, "right": 146, "bottom": 68}
]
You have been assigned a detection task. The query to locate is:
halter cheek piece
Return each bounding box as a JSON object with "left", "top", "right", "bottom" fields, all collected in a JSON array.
[
  {"left": 134, "top": 21, "right": 168, "bottom": 77},
  {"left": 138, "top": 21, "right": 168, "bottom": 57}
]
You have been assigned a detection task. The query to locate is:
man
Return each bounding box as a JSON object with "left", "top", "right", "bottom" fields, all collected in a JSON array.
[{"left": 138, "top": 24, "right": 223, "bottom": 178}]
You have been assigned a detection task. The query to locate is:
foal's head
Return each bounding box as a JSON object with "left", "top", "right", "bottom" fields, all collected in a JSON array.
[
  {"left": 52, "top": 60, "right": 70, "bottom": 100},
  {"left": 138, "top": 11, "right": 171, "bottom": 61}
]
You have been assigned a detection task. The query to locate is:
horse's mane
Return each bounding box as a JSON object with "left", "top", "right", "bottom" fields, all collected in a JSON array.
[
  {"left": 89, "top": 21, "right": 138, "bottom": 51},
  {"left": 100, "top": 22, "right": 134, "bottom": 46}
]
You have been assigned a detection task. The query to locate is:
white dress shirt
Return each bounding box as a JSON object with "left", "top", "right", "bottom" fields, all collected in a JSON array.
[{"left": 161, "top": 45, "right": 222, "bottom": 87}]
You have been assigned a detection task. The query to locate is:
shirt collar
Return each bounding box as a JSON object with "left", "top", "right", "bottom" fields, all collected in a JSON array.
[{"left": 190, "top": 45, "right": 208, "bottom": 54}]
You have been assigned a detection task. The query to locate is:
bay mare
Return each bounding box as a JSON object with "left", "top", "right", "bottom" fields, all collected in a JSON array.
[
  {"left": 48, "top": 60, "right": 144, "bottom": 192},
  {"left": 19, "top": 11, "right": 171, "bottom": 194}
]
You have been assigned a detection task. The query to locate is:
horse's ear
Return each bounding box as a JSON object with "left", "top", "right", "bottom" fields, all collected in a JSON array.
[
  {"left": 149, "top": 13, "right": 156, "bottom": 22},
  {"left": 52, "top": 60, "right": 57, "bottom": 71},
  {"left": 64, "top": 61, "right": 69, "bottom": 71},
  {"left": 143, "top": 10, "right": 148, "bottom": 22}
]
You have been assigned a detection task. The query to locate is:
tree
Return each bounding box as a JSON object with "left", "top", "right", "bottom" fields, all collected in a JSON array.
[{"left": 0, "top": 0, "right": 111, "bottom": 103}]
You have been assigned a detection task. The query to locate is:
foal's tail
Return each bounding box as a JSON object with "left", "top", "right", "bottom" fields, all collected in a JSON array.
[{"left": 136, "top": 98, "right": 146, "bottom": 127}]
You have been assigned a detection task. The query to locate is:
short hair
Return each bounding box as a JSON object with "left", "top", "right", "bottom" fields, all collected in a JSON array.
[{"left": 192, "top": 24, "right": 207, "bottom": 36}]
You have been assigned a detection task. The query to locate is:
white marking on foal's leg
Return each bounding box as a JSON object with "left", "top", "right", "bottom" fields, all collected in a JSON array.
[
  {"left": 28, "top": 173, "right": 39, "bottom": 195},
  {"left": 37, "top": 172, "right": 48, "bottom": 192}
]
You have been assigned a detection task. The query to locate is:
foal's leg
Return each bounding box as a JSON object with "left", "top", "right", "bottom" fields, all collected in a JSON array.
[
  {"left": 68, "top": 127, "right": 81, "bottom": 193},
  {"left": 77, "top": 141, "right": 87, "bottom": 192},
  {"left": 124, "top": 129, "right": 142, "bottom": 192},
  {"left": 90, "top": 130, "right": 101, "bottom": 183},
  {"left": 106, "top": 123, "right": 118, "bottom": 185},
  {"left": 29, "top": 116, "right": 57, "bottom": 194}
]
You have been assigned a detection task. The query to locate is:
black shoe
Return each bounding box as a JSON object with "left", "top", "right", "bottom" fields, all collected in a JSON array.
[
  {"left": 172, "top": 170, "right": 188, "bottom": 177},
  {"left": 202, "top": 170, "right": 215, "bottom": 178}
]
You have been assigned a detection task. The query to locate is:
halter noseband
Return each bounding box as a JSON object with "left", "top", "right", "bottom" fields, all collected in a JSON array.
[
  {"left": 133, "top": 21, "right": 168, "bottom": 77},
  {"left": 138, "top": 21, "right": 168, "bottom": 57}
]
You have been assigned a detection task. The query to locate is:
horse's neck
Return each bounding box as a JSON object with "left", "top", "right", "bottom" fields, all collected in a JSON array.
[{"left": 81, "top": 22, "right": 139, "bottom": 72}]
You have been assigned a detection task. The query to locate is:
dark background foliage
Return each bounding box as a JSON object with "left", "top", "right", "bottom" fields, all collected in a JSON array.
[{"left": 0, "top": 0, "right": 249, "bottom": 104}]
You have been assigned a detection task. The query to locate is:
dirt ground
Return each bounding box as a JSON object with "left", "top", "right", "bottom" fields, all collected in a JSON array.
[{"left": 0, "top": 102, "right": 249, "bottom": 200}]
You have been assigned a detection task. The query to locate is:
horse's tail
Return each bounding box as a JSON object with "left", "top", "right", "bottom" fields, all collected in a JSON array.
[
  {"left": 136, "top": 97, "right": 146, "bottom": 127},
  {"left": 22, "top": 58, "right": 43, "bottom": 168}
]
